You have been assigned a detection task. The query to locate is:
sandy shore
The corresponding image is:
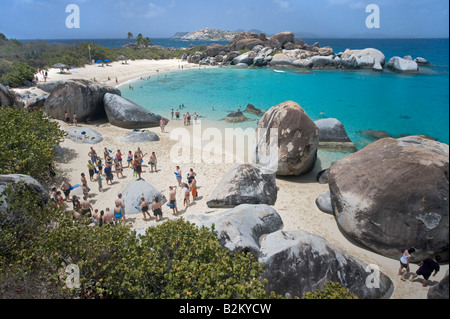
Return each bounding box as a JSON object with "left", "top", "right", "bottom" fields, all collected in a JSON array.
[{"left": 36, "top": 59, "right": 447, "bottom": 300}]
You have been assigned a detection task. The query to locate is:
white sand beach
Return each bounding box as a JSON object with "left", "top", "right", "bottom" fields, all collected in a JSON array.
[{"left": 39, "top": 59, "right": 447, "bottom": 300}]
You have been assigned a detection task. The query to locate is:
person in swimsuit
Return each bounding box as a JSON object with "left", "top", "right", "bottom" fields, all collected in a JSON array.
[
  {"left": 399, "top": 248, "right": 416, "bottom": 281},
  {"left": 133, "top": 155, "right": 143, "bottom": 180},
  {"left": 73, "top": 113, "right": 78, "bottom": 126},
  {"left": 80, "top": 195, "right": 93, "bottom": 218},
  {"left": 149, "top": 152, "right": 157, "bottom": 172},
  {"left": 190, "top": 176, "right": 197, "bottom": 200},
  {"left": 87, "top": 160, "right": 95, "bottom": 182},
  {"left": 140, "top": 197, "right": 151, "bottom": 221},
  {"left": 113, "top": 203, "right": 124, "bottom": 223},
  {"left": 65, "top": 111, "right": 70, "bottom": 125},
  {"left": 168, "top": 186, "right": 178, "bottom": 216},
  {"left": 60, "top": 178, "right": 71, "bottom": 202},
  {"left": 103, "top": 208, "right": 114, "bottom": 226},
  {"left": 175, "top": 166, "right": 182, "bottom": 186},
  {"left": 152, "top": 197, "right": 163, "bottom": 222},
  {"left": 49, "top": 163, "right": 57, "bottom": 184},
  {"left": 114, "top": 159, "right": 123, "bottom": 179},
  {"left": 127, "top": 151, "right": 133, "bottom": 168},
  {"left": 88, "top": 147, "right": 98, "bottom": 165},
  {"left": 116, "top": 150, "right": 123, "bottom": 168},
  {"left": 183, "top": 183, "right": 190, "bottom": 208}
]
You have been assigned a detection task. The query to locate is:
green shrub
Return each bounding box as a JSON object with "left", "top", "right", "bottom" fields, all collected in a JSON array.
[
  {"left": 303, "top": 281, "right": 359, "bottom": 299},
  {"left": 1, "top": 61, "right": 36, "bottom": 87}
]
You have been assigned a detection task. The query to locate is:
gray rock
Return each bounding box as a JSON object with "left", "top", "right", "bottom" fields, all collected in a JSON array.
[
  {"left": 44, "top": 79, "right": 121, "bottom": 122},
  {"left": 37, "top": 81, "right": 63, "bottom": 94},
  {"left": 206, "top": 163, "right": 278, "bottom": 208},
  {"left": 387, "top": 56, "right": 419, "bottom": 73},
  {"left": 0, "top": 174, "right": 49, "bottom": 212},
  {"left": 341, "top": 48, "right": 385, "bottom": 71},
  {"left": 234, "top": 63, "right": 249, "bottom": 68},
  {"left": 310, "top": 56, "right": 336, "bottom": 69},
  {"left": 329, "top": 136, "right": 449, "bottom": 261},
  {"left": 270, "top": 53, "right": 294, "bottom": 66},
  {"left": 428, "top": 270, "right": 449, "bottom": 299},
  {"left": 187, "top": 204, "right": 283, "bottom": 256},
  {"left": 103, "top": 93, "right": 168, "bottom": 129},
  {"left": 316, "top": 168, "right": 330, "bottom": 184},
  {"left": 259, "top": 230, "right": 393, "bottom": 299},
  {"left": 253, "top": 101, "right": 319, "bottom": 176},
  {"left": 120, "top": 131, "right": 160, "bottom": 143},
  {"left": 232, "top": 51, "right": 256, "bottom": 65},
  {"left": 0, "top": 84, "right": 16, "bottom": 107},
  {"left": 314, "top": 118, "right": 356, "bottom": 149},
  {"left": 223, "top": 111, "right": 248, "bottom": 123},
  {"left": 66, "top": 127, "right": 103, "bottom": 144},
  {"left": 415, "top": 57, "right": 430, "bottom": 65},
  {"left": 315, "top": 190, "right": 334, "bottom": 214},
  {"left": 244, "top": 103, "right": 265, "bottom": 116},
  {"left": 121, "top": 178, "right": 167, "bottom": 216},
  {"left": 267, "top": 32, "right": 295, "bottom": 50}
]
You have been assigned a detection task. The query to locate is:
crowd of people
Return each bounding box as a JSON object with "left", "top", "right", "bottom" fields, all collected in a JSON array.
[
  {"left": 49, "top": 143, "right": 199, "bottom": 227},
  {"left": 171, "top": 105, "right": 199, "bottom": 126}
]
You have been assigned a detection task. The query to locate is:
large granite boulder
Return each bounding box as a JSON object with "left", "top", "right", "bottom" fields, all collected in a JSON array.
[
  {"left": 205, "top": 44, "right": 229, "bottom": 57},
  {"left": 44, "top": 79, "right": 121, "bottom": 122},
  {"left": 270, "top": 53, "right": 294, "bottom": 66},
  {"left": 267, "top": 32, "right": 295, "bottom": 50},
  {"left": 66, "top": 127, "right": 103, "bottom": 144},
  {"left": 253, "top": 101, "right": 319, "bottom": 176},
  {"left": 387, "top": 56, "right": 419, "bottom": 73},
  {"left": 232, "top": 51, "right": 257, "bottom": 66},
  {"left": 103, "top": 93, "right": 168, "bottom": 129},
  {"left": 259, "top": 230, "right": 394, "bottom": 299},
  {"left": 0, "top": 174, "right": 49, "bottom": 212},
  {"left": 186, "top": 204, "right": 283, "bottom": 256},
  {"left": 121, "top": 179, "right": 167, "bottom": 216},
  {"left": 244, "top": 103, "right": 265, "bottom": 116},
  {"left": 428, "top": 270, "right": 449, "bottom": 299},
  {"left": 233, "top": 38, "right": 266, "bottom": 52},
  {"left": 328, "top": 136, "right": 449, "bottom": 261},
  {"left": 315, "top": 190, "right": 334, "bottom": 214},
  {"left": 0, "top": 84, "right": 16, "bottom": 107},
  {"left": 37, "top": 81, "right": 63, "bottom": 94},
  {"left": 341, "top": 48, "right": 386, "bottom": 71},
  {"left": 314, "top": 118, "right": 356, "bottom": 149},
  {"left": 206, "top": 163, "right": 278, "bottom": 208}
]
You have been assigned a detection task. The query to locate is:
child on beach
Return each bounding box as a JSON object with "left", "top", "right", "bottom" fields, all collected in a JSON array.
[{"left": 127, "top": 151, "right": 133, "bottom": 168}]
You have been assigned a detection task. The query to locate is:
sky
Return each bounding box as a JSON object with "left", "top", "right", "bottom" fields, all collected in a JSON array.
[{"left": 0, "top": 0, "right": 448, "bottom": 39}]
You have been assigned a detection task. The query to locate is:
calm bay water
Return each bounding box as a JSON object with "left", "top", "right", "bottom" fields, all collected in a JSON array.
[{"left": 119, "top": 38, "right": 449, "bottom": 151}]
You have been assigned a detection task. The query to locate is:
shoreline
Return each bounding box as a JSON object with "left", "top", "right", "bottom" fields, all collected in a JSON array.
[{"left": 12, "top": 58, "right": 448, "bottom": 299}]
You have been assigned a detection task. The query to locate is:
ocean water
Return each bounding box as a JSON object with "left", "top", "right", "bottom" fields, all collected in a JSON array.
[{"left": 120, "top": 39, "right": 449, "bottom": 151}]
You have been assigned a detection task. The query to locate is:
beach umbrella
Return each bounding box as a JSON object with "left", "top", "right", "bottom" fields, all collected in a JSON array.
[
  {"left": 104, "top": 59, "right": 111, "bottom": 63},
  {"left": 96, "top": 60, "right": 102, "bottom": 64},
  {"left": 53, "top": 63, "right": 68, "bottom": 68}
]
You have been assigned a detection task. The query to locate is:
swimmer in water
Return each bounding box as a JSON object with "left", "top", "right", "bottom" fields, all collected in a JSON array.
[{"left": 320, "top": 111, "right": 325, "bottom": 115}]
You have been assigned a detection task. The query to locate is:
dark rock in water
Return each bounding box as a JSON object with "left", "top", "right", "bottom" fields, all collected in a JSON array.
[
  {"left": 328, "top": 135, "right": 449, "bottom": 261},
  {"left": 244, "top": 103, "right": 264, "bottom": 116},
  {"left": 121, "top": 179, "right": 167, "bottom": 216},
  {"left": 120, "top": 131, "right": 160, "bottom": 143},
  {"left": 67, "top": 127, "right": 103, "bottom": 144},
  {"left": 259, "top": 230, "right": 393, "bottom": 299},
  {"left": 254, "top": 100, "right": 319, "bottom": 176},
  {"left": 207, "top": 163, "right": 278, "bottom": 208},
  {"left": 315, "top": 118, "right": 356, "bottom": 149},
  {"left": 428, "top": 270, "right": 449, "bottom": 299},
  {"left": 0, "top": 84, "right": 16, "bottom": 107},
  {"left": 223, "top": 111, "right": 248, "bottom": 123},
  {"left": 358, "top": 129, "right": 392, "bottom": 140},
  {"left": 186, "top": 204, "right": 283, "bottom": 256},
  {"left": 415, "top": 57, "right": 431, "bottom": 65},
  {"left": 0, "top": 174, "right": 49, "bottom": 212},
  {"left": 104, "top": 93, "right": 168, "bottom": 129},
  {"left": 44, "top": 79, "right": 121, "bottom": 122},
  {"left": 315, "top": 190, "right": 334, "bottom": 214}
]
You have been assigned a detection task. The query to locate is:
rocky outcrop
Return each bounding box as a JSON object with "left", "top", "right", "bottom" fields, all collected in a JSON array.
[
  {"left": 340, "top": 48, "right": 386, "bottom": 71},
  {"left": 121, "top": 179, "right": 167, "bottom": 216},
  {"left": 206, "top": 163, "right": 278, "bottom": 208},
  {"left": 67, "top": 127, "right": 103, "bottom": 144},
  {"left": 328, "top": 136, "right": 449, "bottom": 261},
  {"left": 0, "top": 84, "right": 16, "bottom": 107},
  {"left": 259, "top": 230, "right": 393, "bottom": 299},
  {"left": 103, "top": 93, "right": 168, "bottom": 129},
  {"left": 314, "top": 118, "right": 355, "bottom": 149},
  {"left": 37, "top": 81, "right": 63, "bottom": 94},
  {"left": 414, "top": 57, "right": 430, "bottom": 65},
  {"left": 181, "top": 28, "right": 239, "bottom": 41},
  {"left": 387, "top": 56, "right": 419, "bottom": 73},
  {"left": 244, "top": 103, "right": 264, "bottom": 116},
  {"left": 253, "top": 101, "right": 319, "bottom": 176},
  {"left": 223, "top": 111, "right": 248, "bottom": 123},
  {"left": 186, "top": 204, "right": 283, "bottom": 256},
  {"left": 44, "top": 79, "right": 121, "bottom": 122},
  {"left": 0, "top": 174, "right": 49, "bottom": 212}
]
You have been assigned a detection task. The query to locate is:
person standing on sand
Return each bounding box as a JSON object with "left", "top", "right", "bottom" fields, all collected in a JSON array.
[
  {"left": 171, "top": 109, "right": 174, "bottom": 120},
  {"left": 176, "top": 110, "right": 180, "bottom": 120},
  {"left": 116, "top": 150, "right": 123, "bottom": 168},
  {"left": 127, "top": 151, "right": 133, "bottom": 168},
  {"left": 113, "top": 203, "right": 125, "bottom": 223},
  {"left": 190, "top": 176, "right": 197, "bottom": 200},
  {"left": 49, "top": 163, "right": 57, "bottom": 184},
  {"left": 183, "top": 183, "right": 190, "bottom": 208},
  {"left": 399, "top": 248, "right": 416, "bottom": 281},
  {"left": 103, "top": 208, "right": 114, "bottom": 225},
  {"left": 96, "top": 172, "right": 103, "bottom": 192},
  {"left": 410, "top": 255, "right": 441, "bottom": 287},
  {"left": 149, "top": 152, "right": 157, "bottom": 172},
  {"left": 60, "top": 178, "right": 71, "bottom": 202},
  {"left": 115, "top": 194, "right": 125, "bottom": 220},
  {"left": 80, "top": 195, "right": 93, "bottom": 218},
  {"left": 87, "top": 160, "right": 95, "bottom": 182},
  {"left": 73, "top": 113, "right": 78, "bottom": 126},
  {"left": 152, "top": 197, "right": 163, "bottom": 222},
  {"left": 175, "top": 166, "right": 182, "bottom": 186},
  {"left": 88, "top": 147, "right": 98, "bottom": 165},
  {"left": 65, "top": 111, "right": 71, "bottom": 125},
  {"left": 160, "top": 118, "right": 166, "bottom": 132},
  {"left": 168, "top": 186, "right": 178, "bottom": 216},
  {"left": 139, "top": 197, "right": 151, "bottom": 221},
  {"left": 133, "top": 155, "right": 143, "bottom": 180}
]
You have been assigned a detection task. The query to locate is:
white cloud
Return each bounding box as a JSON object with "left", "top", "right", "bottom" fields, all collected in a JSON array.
[
  {"left": 326, "top": 0, "right": 366, "bottom": 10},
  {"left": 273, "top": 0, "right": 290, "bottom": 11}
]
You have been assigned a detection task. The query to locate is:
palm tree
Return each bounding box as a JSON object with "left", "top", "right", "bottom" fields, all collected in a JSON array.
[{"left": 127, "top": 32, "right": 134, "bottom": 39}]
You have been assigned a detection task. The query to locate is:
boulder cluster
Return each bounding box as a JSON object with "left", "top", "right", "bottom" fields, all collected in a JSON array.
[{"left": 183, "top": 31, "right": 429, "bottom": 73}]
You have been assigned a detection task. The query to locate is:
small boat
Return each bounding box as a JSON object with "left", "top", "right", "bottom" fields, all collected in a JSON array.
[{"left": 274, "top": 69, "right": 286, "bottom": 73}]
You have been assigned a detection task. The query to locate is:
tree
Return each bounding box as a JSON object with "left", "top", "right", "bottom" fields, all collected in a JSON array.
[
  {"left": 0, "top": 107, "right": 66, "bottom": 180},
  {"left": 1, "top": 61, "right": 36, "bottom": 87},
  {"left": 127, "top": 32, "right": 134, "bottom": 39},
  {"left": 303, "top": 282, "right": 359, "bottom": 299}
]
